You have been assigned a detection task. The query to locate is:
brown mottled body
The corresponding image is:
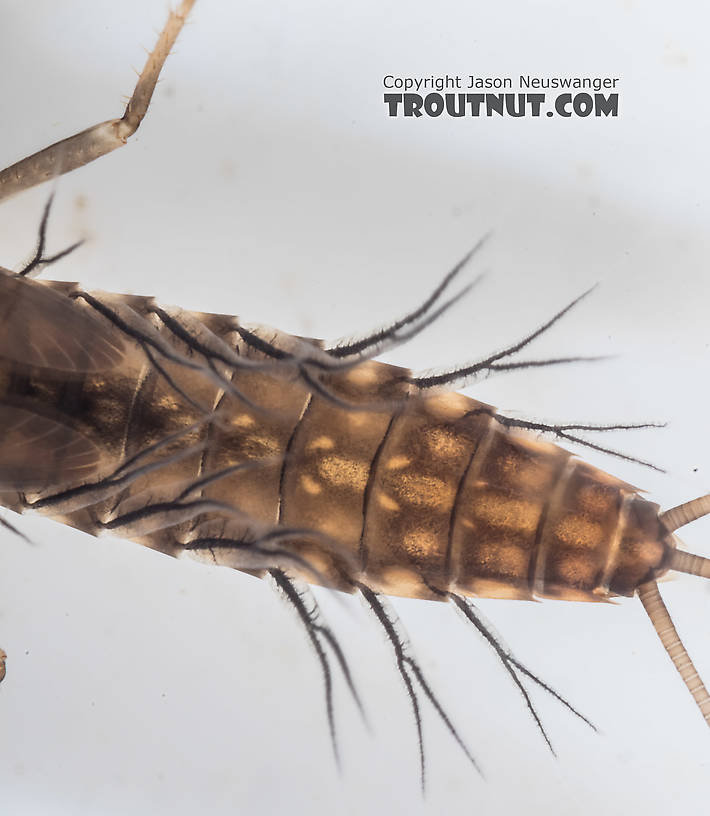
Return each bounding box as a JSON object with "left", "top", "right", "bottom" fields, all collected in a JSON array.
[
  {"left": 0, "top": 272, "right": 674, "bottom": 606},
  {"left": 6, "top": 0, "right": 710, "bottom": 801}
]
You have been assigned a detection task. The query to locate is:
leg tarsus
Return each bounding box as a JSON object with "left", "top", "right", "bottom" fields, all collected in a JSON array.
[{"left": 0, "top": 1, "right": 196, "bottom": 201}]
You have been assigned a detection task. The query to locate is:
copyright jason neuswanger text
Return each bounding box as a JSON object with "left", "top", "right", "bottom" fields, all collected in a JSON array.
[{"left": 383, "top": 74, "right": 620, "bottom": 118}]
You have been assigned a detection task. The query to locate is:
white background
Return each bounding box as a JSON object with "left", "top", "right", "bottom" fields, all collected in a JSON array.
[{"left": 1, "top": 1, "right": 710, "bottom": 813}]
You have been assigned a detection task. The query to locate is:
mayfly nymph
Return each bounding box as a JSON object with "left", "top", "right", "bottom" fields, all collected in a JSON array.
[{"left": 1, "top": 0, "right": 709, "bottom": 797}]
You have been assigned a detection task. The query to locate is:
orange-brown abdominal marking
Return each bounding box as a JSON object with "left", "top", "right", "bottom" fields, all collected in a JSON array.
[{"left": 277, "top": 362, "right": 674, "bottom": 605}]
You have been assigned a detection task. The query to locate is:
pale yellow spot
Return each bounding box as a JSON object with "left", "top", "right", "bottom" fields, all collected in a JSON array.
[
  {"left": 318, "top": 515, "right": 361, "bottom": 541},
  {"left": 346, "top": 412, "right": 371, "bottom": 429},
  {"left": 379, "top": 565, "right": 424, "bottom": 597},
  {"left": 385, "top": 454, "right": 411, "bottom": 471},
  {"left": 317, "top": 456, "right": 369, "bottom": 489},
  {"left": 377, "top": 492, "right": 400, "bottom": 512},
  {"left": 300, "top": 475, "right": 322, "bottom": 495},
  {"left": 423, "top": 392, "right": 472, "bottom": 420},
  {"left": 346, "top": 362, "right": 379, "bottom": 386},
  {"left": 231, "top": 413, "right": 256, "bottom": 429},
  {"left": 307, "top": 435, "right": 335, "bottom": 452}
]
